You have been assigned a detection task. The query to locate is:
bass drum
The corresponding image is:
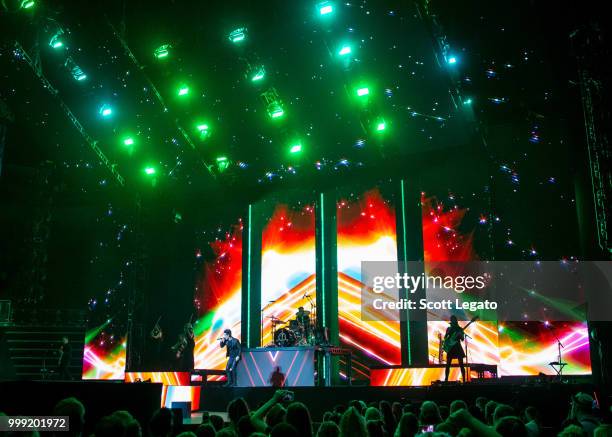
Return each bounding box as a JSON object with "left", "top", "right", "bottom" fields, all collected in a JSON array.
[{"left": 274, "top": 328, "right": 296, "bottom": 347}]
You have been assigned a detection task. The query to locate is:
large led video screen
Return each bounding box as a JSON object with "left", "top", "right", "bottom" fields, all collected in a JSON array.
[
  {"left": 193, "top": 221, "right": 242, "bottom": 371},
  {"left": 82, "top": 319, "right": 127, "bottom": 380},
  {"left": 337, "top": 187, "right": 402, "bottom": 371},
  {"left": 261, "top": 202, "right": 316, "bottom": 347}
]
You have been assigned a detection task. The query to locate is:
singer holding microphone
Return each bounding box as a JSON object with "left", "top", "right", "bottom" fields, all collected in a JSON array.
[{"left": 219, "top": 329, "right": 241, "bottom": 387}]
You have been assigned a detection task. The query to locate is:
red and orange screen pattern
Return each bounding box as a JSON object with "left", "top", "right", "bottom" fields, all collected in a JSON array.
[
  {"left": 82, "top": 322, "right": 127, "bottom": 380},
  {"left": 193, "top": 222, "right": 242, "bottom": 371},
  {"left": 261, "top": 203, "right": 316, "bottom": 346},
  {"left": 337, "top": 189, "right": 402, "bottom": 370}
]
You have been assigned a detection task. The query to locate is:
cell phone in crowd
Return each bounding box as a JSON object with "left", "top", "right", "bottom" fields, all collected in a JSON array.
[
  {"left": 420, "top": 424, "right": 434, "bottom": 433},
  {"left": 282, "top": 391, "right": 294, "bottom": 402}
]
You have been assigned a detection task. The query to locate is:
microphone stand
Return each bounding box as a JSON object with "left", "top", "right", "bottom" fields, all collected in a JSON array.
[{"left": 464, "top": 333, "right": 472, "bottom": 382}]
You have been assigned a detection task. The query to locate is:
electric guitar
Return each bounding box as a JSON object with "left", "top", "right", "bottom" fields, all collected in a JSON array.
[{"left": 442, "top": 316, "right": 479, "bottom": 353}]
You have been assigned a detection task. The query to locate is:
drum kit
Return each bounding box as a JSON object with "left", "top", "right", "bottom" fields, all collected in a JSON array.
[{"left": 268, "top": 310, "right": 315, "bottom": 347}]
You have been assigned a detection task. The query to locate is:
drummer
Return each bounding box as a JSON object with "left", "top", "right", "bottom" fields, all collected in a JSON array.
[{"left": 295, "top": 307, "right": 310, "bottom": 335}]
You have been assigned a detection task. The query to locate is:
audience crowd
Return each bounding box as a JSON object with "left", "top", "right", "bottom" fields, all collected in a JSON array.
[{"left": 2, "top": 389, "right": 611, "bottom": 437}]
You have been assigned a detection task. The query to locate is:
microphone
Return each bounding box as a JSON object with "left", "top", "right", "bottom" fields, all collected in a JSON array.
[
  {"left": 217, "top": 337, "right": 223, "bottom": 341},
  {"left": 269, "top": 300, "right": 276, "bottom": 303}
]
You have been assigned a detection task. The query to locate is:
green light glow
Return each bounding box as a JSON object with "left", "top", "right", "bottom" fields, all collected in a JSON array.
[
  {"left": 229, "top": 28, "right": 246, "bottom": 43},
  {"left": 216, "top": 156, "right": 230, "bottom": 172},
  {"left": 357, "top": 87, "right": 370, "bottom": 97},
  {"left": 197, "top": 123, "right": 210, "bottom": 140},
  {"left": 178, "top": 85, "right": 189, "bottom": 96},
  {"left": 100, "top": 105, "right": 112, "bottom": 117},
  {"left": 376, "top": 120, "right": 386, "bottom": 131},
  {"left": 123, "top": 137, "right": 134, "bottom": 146},
  {"left": 448, "top": 56, "right": 457, "bottom": 64},
  {"left": 154, "top": 44, "right": 171, "bottom": 59},
  {"left": 290, "top": 143, "right": 302, "bottom": 153},
  {"left": 50, "top": 34, "right": 64, "bottom": 49},
  {"left": 339, "top": 46, "right": 351, "bottom": 56},
  {"left": 268, "top": 102, "right": 284, "bottom": 119},
  {"left": 21, "top": 0, "right": 35, "bottom": 9},
  {"left": 251, "top": 66, "right": 265, "bottom": 82},
  {"left": 464, "top": 98, "right": 473, "bottom": 105},
  {"left": 318, "top": 2, "right": 333, "bottom": 15},
  {"left": 144, "top": 167, "right": 156, "bottom": 175}
]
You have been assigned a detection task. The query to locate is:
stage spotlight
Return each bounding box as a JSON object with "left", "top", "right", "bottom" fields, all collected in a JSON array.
[
  {"left": 144, "top": 166, "right": 156, "bottom": 175},
  {"left": 49, "top": 32, "right": 64, "bottom": 49},
  {"left": 375, "top": 119, "right": 386, "bottom": 132},
  {"left": 123, "top": 137, "right": 134, "bottom": 146},
  {"left": 447, "top": 56, "right": 457, "bottom": 64},
  {"left": 20, "top": 0, "right": 35, "bottom": 9},
  {"left": 463, "top": 98, "right": 473, "bottom": 105},
  {"left": 250, "top": 65, "right": 265, "bottom": 82},
  {"left": 229, "top": 28, "right": 247, "bottom": 43},
  {"left": 177, "top": 85, "right": 189, "bottom": 96},
  {"left": 339, "top": 45, "right": 351, "bottom": 56},
  {"left": 196, "top": 123, "right": 210, "bottom": 140},
  {"left": 65, "top": 58, "right": 86, "bottom": 81},
  {"left": 71, "top": 66, "right": 87, "bottom": 81},
  {"left": 99, "top": 105, "right": 113, "bottom": 118},
  {"left": 356, "top": 87, "right": 370, "bottom": 97},
  {"left": 154, "top": 44, "right": 171, "bottom": 59},
  {"left": 216, "top": 156, "right": 230, "bottom": 172},
  {"left": 267, "top": 102, "right": 284, "bottom": 119},
  {"left": 289, "top": 142, "right": 302, "bottom": 154},
  {"left": 318, "top": 1, "right": 333, "bottom": 15}
]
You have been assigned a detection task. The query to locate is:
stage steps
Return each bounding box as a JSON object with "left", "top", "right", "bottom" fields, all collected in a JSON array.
[{"left": 0, "top": 325, "right": 84, "bottom": 380}]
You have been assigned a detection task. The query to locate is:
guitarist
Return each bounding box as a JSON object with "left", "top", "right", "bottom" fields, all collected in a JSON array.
[{"left": 444, "top": 315, "right": 467, "bottom": 383}]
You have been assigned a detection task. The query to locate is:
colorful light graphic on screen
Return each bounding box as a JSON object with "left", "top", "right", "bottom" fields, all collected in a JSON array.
[
  {"left": 261, "top": 203, "right": 316, "bottom": 347},
  {"left": 194, "top": 222, "right": 242, "bottom": 371},
  {"left": 421, "top": 196, "right": 590, "bottom": 377},
  {"left": 82, "top": 320, "right": 127, "bottom": 380},
  {"left": 125, "top": 371, "right": 191, "bottom": 385},
  {"left": 337, "top": 188, "right": 401, "bottom": 367},
  {"left": 498, "top": 321, "right": 591, "bottom": 376}
]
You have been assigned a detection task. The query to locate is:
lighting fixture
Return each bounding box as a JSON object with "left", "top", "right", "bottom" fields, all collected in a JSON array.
[{"left": 229, "top": 28, "right": 247, "bottom": 43}]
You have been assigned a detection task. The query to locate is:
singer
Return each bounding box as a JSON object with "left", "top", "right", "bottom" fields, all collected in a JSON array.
[{"left": 219, "top": 329, "right": 241, "bottom": 387}]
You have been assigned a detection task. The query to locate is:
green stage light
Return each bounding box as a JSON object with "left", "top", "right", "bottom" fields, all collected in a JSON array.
[
  {"left": 49, "top": 33, "right": 64, "bottom": 49},
  {"left": 229, "top": 28, "right": 247, "bottom": 43},
  {"left": 251, "top": 66, "right": 265, "bottom": 82},
  {"left": 216, "top": 156, "right": 230, "bottom": 172},
  {"left": 357, "top": 87, "right": 370, "bottom": 97},
  {"left": 463, "top": 98, "right": 473, "bottom": 105},
  {"left": 447, "top": 56, "right": 457, "bottom": 64},
  {"left": 21, "top": 0, "right": 35, "bottom": 9},
  {"left": 339, "top": 45, "right": 351, "bottom": 56},
  {"left": 375, "top": 120, "right": 386, "bottom": 132},
  {"left": 144, "top": 166, "right": 156, "bottom": 175},
  {"left": 318, "top": 2, "right": 333, "bottom": 15},
  {"left": 197, "top": 123, "right": 210, "bottom": 140},
  {"left": 290, "top": 143, "right": 302, "bottom": 154},
  {"left": 268, "top": 102, "right": 284, "bottom": 119},
  {"left": 178, "top": 85, "right": 189, "bottom": 96},
  {"left": 99, "top": 105, "right": 113, "bottom": 118},
  {"left": 154, "top": 44, "right": 171, "bottom": 59},
  {"left": 123, "top": 137, "right": 134, "bottom": 146}
]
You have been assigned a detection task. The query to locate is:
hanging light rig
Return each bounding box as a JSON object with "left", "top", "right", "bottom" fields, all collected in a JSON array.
[
  {"left": 260, "top": 88, "right": 285, "bottom": 119},
  {"left": 64, "top": 57, "right": 87, "bottom": 81},
  {"left": 229, "top": 28, "right": 247, "bottom": 44}
]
